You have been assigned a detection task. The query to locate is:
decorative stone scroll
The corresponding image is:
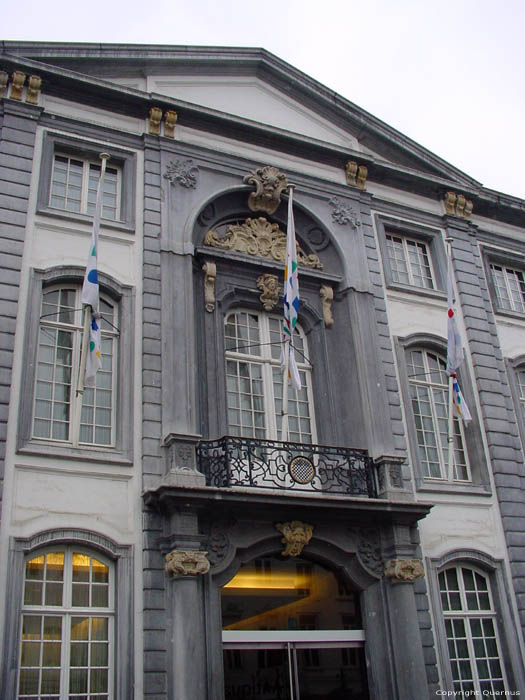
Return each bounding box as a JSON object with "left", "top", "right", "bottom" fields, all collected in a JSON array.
[
  {"left": 0, "top": 71, "right": 8, "bottom": 98},
  {"left": 202, "top": 261, "right": 216, "bottom": 312},
  {"left": 257, "top": 273, "right": 280, "bottom": 311},
  {"left": 10, "top": 71, "right": 25, "bottom": 101},
  {"left": 276, "top": 521, "right": 314, "bottom": 557},
  {"left": 165, "top": 550, "right": 211, "bottom": 577},
  {"left": 444, "top": 191, "right": 473, "bottom": 219},
  {"left": 204, "top": 217, "right": 323, "bottom": 269},
  {"left": 164, "top": 110, "right": 178, "bottom": 138},
  {"left": 164, "top": 159, "right": 199, "bottom": 188},
  {"left": 329, "top": 196, "right": 361, "bottom": 228},
  {"left": 345, "top": 161, "right": 368, "bottom": 190},
  {"left": 26, "top": 75, "right": 42, "bottom": 105},
  {"left": 320, "top": 285, "right": 334, "bottom": 328},
  {"left": 243, "top": 166, "right": 289, "bottom": 215},
  {"left": 384, "top": 558, "right": 425, "bottom": 583},
  {"left": 149, "top": 106, "right": 162, "bottom": 135}
]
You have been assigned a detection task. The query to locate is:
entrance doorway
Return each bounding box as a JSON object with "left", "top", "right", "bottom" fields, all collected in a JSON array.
[{"left": 221, "top": 555, "right": 370, "bottom": 699}]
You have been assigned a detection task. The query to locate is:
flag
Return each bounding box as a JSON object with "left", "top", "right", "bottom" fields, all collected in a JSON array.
[
  {"left": 281, "top": 188, "right": 301, "bottom": 391},
  {"left": 81, "top": 158, "right": 106, "bottom": 384},
  {"left": 447, "top": 253, "right": 471, "bottom": 424}
]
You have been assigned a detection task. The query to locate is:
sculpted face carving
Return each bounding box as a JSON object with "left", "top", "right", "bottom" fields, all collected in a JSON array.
[
  {"left": 276, "top": 521, "right": 314, "bottom": 557},
  {"left": 243, "top": 166, "right": 289, "bottom": 215}
]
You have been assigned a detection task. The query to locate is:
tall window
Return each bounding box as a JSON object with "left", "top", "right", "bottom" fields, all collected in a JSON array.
[
  {"left": 18, "top": 547, "right": 113, "bottom": 700},
  {"left": 225, "top": 311, "right": 314, "bottom": 443},
  {"left": 517, "top": 368, "right": 525, "bottom": 421},
  {"left": 50, "top": 154, "right": 120, "bottom": 221},
  {"left": 32, "top": 286, "right": 117, "bottom": 446},
  {"left": 385, "top": 233, "right": 434, "bottom": 289},
  {"left": 439, "top": 566, "right": 507, "bottom": 693},
  {"left": 406, "top": 348, "right": 469, "bottom": 480},
  {"left": 490, "top": 264, "right": 525, "bottom": 313}
]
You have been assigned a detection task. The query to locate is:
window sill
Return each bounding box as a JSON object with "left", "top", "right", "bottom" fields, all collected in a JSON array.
[
  {"left": 17, "top": 441, "right": 133, "bottom": 466},
  {"left": 415, "top": 479, "right": 491, "bottom": 497},
  {"left": 492, "top": 307, "right": 525, "bottom": 323},
  {"left": 386, "top": 282, "right": 446, "bottom": 301},
  {"left": 36, "top": 206, "right": 135, "bottom": 235}
]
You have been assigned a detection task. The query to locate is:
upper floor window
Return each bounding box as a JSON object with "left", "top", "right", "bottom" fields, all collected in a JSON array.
[
  {"left": 406, "top": 348, "right": 470, "bottom": 481},
  {"left": 439, "top": 565, "right": 507, "bottom": 693},
  {"left": 489, "top": 263, "right": 525, "bottom": 314},
  {"left": 224, "top": 310, "right": 314, "bottom": 443},
  {"left": 385, "top": 233, "right": 435, "bottom": 289},
  {"left": 50, "top": 154, "right": 120, "bottom": 221},
  {"left": 33, "top": 285, "right": 117, "bottom": 447},
  {"left": 18, "top": 547, "right": 113, "bottom": 700}
]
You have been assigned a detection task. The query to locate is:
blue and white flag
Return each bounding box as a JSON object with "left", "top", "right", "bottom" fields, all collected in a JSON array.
[
  {"left": 81, "top": 159, "right": 106, "bottom": 384},
  {"left": 447, "top": 254, "right": 471, "bottom": 424},
  {"left": 281, "top": 188, "right": 301, "bottom": 391}
]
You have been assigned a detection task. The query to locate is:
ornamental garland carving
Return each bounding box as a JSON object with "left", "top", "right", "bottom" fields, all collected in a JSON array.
[
  {"left": 354, "top": 527, "right": 382, "bottom": 578},
  {"left": 165, "top": 550, "right": 211, "bottom": 577},
  {"left": 243, "top": 166, "right": 289, "bottom": 215},
  {"left": 276, "top": 521, "right": 314, "bottom": 557},
  {"left": 320, "top": 285, "right": 334, "bottom": 328},
  {"left": 329, "top": 197, "right": 361, "bottom": 228},
  {"left": 257, "top": 273, "right": 280, "bottom": 311},
  {"left": 384, "top": 558, "right": 425, "bottom": 583},
  {"left": 204, "top": 217, "right": 323, "bottom": 269},
  {"left": 202, "top": 261, "right": 216, "bottom": 312}
]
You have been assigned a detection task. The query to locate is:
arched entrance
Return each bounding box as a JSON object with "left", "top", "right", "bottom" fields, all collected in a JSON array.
[{"left": 221, "top": 554, "right": 369, "bottom": 699}]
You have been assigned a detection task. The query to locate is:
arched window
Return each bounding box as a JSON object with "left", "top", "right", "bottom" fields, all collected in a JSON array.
[
  {"left": 17, "top": 547, "right": 114, "bottom": 699},
  {"left": 406, "top": 348, "right": 469, "bottom": 481},
  {"left": 438, "top": 565, "right": 507, "bottom": 693},
  {"left": 32, "top": 285, "right": 118, "bottom": 446},
  {"left": 225, "top": 310, "right": 315, "bottom": 443}
]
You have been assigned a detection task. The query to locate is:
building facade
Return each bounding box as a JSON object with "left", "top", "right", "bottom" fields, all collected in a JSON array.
[{"left": 0, "top": 42, "right": 524, "bottom": 699}]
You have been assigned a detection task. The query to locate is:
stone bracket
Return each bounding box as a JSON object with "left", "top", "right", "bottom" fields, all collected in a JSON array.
[
  {"left": 165, "top": 549, "right": 211, "bottom": 577},
  {"left": 384, "top": 558, "right": 424, "bottom": 583}
]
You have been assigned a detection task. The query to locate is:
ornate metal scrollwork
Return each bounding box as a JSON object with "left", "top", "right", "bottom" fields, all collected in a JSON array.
[
  {"left": 204, "top": 217, "right": 322, "bottom": 269},
  {"left": 243, "top": 166, "right": 288, "bottom": 215},
  {"left": 276, "top": 521, "right": 314, "bottom": 557}
]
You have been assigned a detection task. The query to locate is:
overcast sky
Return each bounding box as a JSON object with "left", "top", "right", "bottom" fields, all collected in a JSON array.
[{"left": 3, "top": 0, "right": 524, "bottom": 200}]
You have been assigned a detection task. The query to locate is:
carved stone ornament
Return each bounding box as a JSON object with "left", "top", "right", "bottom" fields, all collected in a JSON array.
[
  {"left": 243, "top": 166, "right": 289, "bottom": 215},
  {"left": 0, "top": 71, "right": 9, "bottom": 98},
  {"left": 257, "top": 273, "right": 280, "bottom": 311},
  {"left": 149, "top": 106, "right": 162, "bottom": 136},
  {"left": 165, "top": 550, "right": 211, "bottom": 577},
  {"left": 10, "top": 71, "right": 25, "bottom": 101},
  {"left": 164, "top": 110, "right": 178, "bottom": 138},
  {"left": 164, "top": 159, "right": 199, "bottom": 188},
  {"left": 320, "top": 285, "right": 334, "bottom": 328},
  {"left": 26, "top": 75, "right": 42, "bottom": 105},
  {"left": 202, "top": 261, "right": 217, "bottom": 312},
  {"left": 204, "top": 217, "right": 323, "bottom": 269},
  {"left": 328, "top": 196, "right": 361, "bottom": 228},
  {"left": 345, "top": 161, "right": 368, "bottom": 190},
  {"left": 444, "top": 191, "right": 473, "bottom": 219},
  {"left": 355, "top": 527, "right": 382, "bottom": 578},
  {"left": 276, "top": 521, "right": 314, "bottom": 557},
  {"left": 384, "top": 559, "right": 425, "bottom": 583}
]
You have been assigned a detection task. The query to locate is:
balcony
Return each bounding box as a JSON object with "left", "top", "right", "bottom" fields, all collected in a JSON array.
[{"left": 196, "top": 436, "right": 377, "bottom": 498}]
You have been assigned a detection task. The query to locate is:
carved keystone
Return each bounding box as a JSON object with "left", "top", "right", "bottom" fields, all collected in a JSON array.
[
  {"left": 385, "top": 559, "right": 424, "bottom": 583},
  {"left": 165, "top": 550, "right": 210, "bottom": 577},
  {"left": 257, "top": 273, "right": 280, "bottom": 311},
  {"left": 276, "top": 521, "right": 313, "bottom": 557},
  {"left": 244, "top": 165, "right": 288, "bottom": 215}
]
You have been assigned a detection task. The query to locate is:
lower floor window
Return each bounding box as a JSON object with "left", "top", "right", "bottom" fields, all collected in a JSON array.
[
  {"left": 18, "top": 548, "right": 113, "bottom": 699},
  {"left": 439, "top": 565, "right": 506, "bottom": 693}
]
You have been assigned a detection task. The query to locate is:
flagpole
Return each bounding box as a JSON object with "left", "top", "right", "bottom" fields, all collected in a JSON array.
[
  {"left": 446, "top": 236, "right": 455, "bottom": 481},
  {"left": 76, "top": 152, "right": 110, "bottom": 399}
]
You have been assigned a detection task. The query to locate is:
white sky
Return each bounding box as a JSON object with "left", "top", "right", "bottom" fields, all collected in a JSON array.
[{"left": 3, "top": 0, "right": 524, "bottom": 200}]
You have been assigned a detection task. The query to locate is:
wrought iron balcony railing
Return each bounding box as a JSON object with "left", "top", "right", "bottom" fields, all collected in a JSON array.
[{"left": 196, "top": 436, "right": 377, "bottom": 498}]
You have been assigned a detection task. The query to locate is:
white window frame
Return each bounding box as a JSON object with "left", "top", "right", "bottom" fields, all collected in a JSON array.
[
  {"left": 50, "top": 153, "right": 122, "bottom": 221},
  {"left": 406, "top": 348, "right": 470, "bottom": 482},
  {"left": 438, "top": 565, "right": 508, "bottom": 694},
  {"left": 490, "top": 263, "right": 525, "bottom": 314},
  {"left": 385, "top": 233, "right": 436, "bottom": 289},
  {"left": 17, "top": 546, "right": 114, "bottom": 700},
  {"left": 224, "top": 310, "right": 316, "bottom": 444},
  {"left": 32, "top": 285, "right": 118, "bottom": 448}
]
